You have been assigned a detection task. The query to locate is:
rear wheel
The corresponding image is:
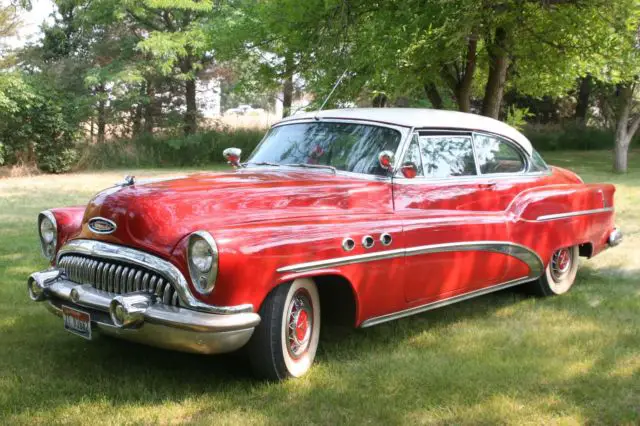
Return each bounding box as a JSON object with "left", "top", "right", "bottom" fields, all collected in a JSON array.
[
  {"left": 529, "top": 245, "right": 579, "bottom": 296},
  {"left": 248, "top": 278, "right": 321, "bottom": 380}
]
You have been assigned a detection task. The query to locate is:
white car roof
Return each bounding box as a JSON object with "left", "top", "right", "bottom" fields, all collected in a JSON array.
[{"left": 278, "top": 108, "right": 533, "bottom": 155}]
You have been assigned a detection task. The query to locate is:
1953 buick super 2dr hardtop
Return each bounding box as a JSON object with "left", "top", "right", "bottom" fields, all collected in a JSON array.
[{"left": 28, "top": 108, "right": 622, "bottom": 380}]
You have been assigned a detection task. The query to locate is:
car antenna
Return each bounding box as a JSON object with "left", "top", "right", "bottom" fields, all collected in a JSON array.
[{"left": 314, "top": 69, "right": 348, "bottom": 120}]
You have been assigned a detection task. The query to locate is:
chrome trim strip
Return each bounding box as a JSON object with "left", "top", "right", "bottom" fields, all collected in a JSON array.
[
  {"left": 360, "top": 276, "right": 533, "bottom": 328},
  {"left": 57, "top": 239, "right": 253, "bottom": 315},
  {"left": 277, "top": 241, "right": 543, "bottom": 278},
  {"left": 536, "top": 207, "right": 614, "bottom": 222}
]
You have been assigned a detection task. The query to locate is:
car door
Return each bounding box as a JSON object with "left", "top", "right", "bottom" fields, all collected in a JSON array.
[{"left": 393, "top": 132, "right": 511, "bottom": 303}]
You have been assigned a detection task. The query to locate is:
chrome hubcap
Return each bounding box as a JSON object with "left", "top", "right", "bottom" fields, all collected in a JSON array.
[
  {"left": 550, "top": 248, "right": 572, "bottom": 282},
  {"left": 286, "top": 289, "right": 313, "bottom": 359}
]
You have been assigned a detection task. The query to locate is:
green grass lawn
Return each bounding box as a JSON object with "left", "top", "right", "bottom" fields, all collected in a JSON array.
[{"left": 1, "top": 153, "right": 639, "bottom": 425}]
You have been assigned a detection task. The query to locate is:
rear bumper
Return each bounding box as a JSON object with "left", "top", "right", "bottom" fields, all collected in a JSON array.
[
  {"left": 28, "top": 269, "right": 261, "bottom": 354},
  {"left": 608, "top": 228, "right": 623, "bottom": 247}
]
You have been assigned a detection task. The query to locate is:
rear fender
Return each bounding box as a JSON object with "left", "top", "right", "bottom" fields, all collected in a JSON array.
[{"left": 507, "top": 183, "right": 615, "bottom": 265}]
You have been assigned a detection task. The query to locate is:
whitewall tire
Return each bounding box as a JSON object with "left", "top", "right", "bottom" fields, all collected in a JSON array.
[
  {"left": 248, "top": 278, "right": 321, "bottom": 380},
  {"left": 529, "top": 245, "right": 579, "bottom": 296}
]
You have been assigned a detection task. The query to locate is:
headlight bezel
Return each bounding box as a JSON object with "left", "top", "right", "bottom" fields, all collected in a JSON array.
[
  {"left": 187, "top": 231, "right": 219, "bottom": 295},
  {"left": 38, "top": 211, "right": 58, "bottom": 261}
]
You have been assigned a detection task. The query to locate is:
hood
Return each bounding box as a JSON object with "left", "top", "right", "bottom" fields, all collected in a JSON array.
[{"left": 76, "top": 169, "right": 392, "bottom": 256}]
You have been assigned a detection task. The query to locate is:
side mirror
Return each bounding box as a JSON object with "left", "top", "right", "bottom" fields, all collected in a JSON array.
[
  {"left": 378, "top": 150, "right": 395, "bottom": 172},
  {"left": 400, "top": 162, "right": 418, "bottom": 179},
  {"left": 223, "top": 148, "right": 242, "bottom": 168}
]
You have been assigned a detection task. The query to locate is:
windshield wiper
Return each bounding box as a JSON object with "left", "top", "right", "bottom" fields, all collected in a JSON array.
[
  {"left": 243, "top": 161, "right": 282, "bottom": 167},
  {"left": 284, "top": 163, "right": 337, "bottom": 174}
]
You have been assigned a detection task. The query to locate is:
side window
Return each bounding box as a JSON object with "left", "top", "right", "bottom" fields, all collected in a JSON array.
[
  {"left": 399, "top": 134, "right": 424, "bottom": 177},
  {"left": 530, "top": 150, "right": 549, "bottom": 172},
  {"left": 473, "top": 134, "right": 525, "bottom": 174},
  {"left": 418, "top": 135, "right": 477, "bottom": 178}
]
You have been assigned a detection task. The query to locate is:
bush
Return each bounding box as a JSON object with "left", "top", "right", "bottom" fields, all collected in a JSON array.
[
  {"left": 0, "top": 73, "right": 80, "bottom": 173},
  {"left": 80, "top": 128, "right": 264, "bottom": 169},
  {"left": 524, "top": 123, "right": 639, "bottom": 151}
]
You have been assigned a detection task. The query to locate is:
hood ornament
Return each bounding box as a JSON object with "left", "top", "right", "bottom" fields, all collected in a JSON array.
[
  {"left": 88, "top": 217, "right": 117, "bottom": 235},
  {"left": 116, "top": 175, "right": 136, "bottom": 187}
]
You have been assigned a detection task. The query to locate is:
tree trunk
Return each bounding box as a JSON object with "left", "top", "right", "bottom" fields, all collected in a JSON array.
[
  {"left": 372, "top": 93, "right": 388, "bottom": 107},
  {"left": 575, "top": 74, "right": 592, "bottom": 126},
  {"left": 184, "top": 78, "right": 197, "bottom": 135},
  {"left": 481, "top": 27, "right": 509, "bottom": 119},
  {"left": 282, "top": 74, "right": 293, "bottom": 118},
  {"left": 281, "top": 52, "right": 295, "bottom": 118},
  {"left": 97, "top": 84, "right": 106, "bottom": 144},
  {"left": 456, "top": 37, "right": 477, "bottom": 112},
  {"left": 613, "top": 83, "right": 640, "bottom": 173},
  {"left": 424, "top": 83, "right": 443, "bottom": 109},
  {"left": 143, "top": 81, "right": 155, "bottom": 134}
]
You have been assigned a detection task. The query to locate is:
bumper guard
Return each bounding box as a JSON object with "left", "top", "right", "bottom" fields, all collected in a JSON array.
[{"left": 28, "top": 269, "right": 261, "bottom": 354}]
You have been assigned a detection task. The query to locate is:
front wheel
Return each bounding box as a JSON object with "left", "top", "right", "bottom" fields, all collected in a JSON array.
[
  {"left": 248, "top": 278, "right": 321, "bottom": 380},
  {"left": 529, "top": 245, "right": 579, "bottom": 296}
]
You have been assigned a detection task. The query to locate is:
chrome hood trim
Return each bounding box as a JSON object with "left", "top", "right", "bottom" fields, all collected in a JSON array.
[{"left": 58, "top": 239, "right": 253, "bottom": 315}]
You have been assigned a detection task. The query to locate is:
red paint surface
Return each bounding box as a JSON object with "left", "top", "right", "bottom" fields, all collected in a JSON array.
[{"left": 48, "top": 165, "right": 616, "bottom": 326}]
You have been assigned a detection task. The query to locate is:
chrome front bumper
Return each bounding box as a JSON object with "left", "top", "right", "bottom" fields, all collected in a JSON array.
[{"left": 28, "top": 269, "right": 261, "bottom": 354}]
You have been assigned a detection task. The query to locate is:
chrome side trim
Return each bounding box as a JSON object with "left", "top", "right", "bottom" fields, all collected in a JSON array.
[
  {"left": 277, "top": 241, "right": 543, "bottom": 278},
  {"left": 360, "top": 276, "right": 533, "bottom": 328},
  {"left": 57, "top": 239, "right": 253, "bottom": 315},
  {"left": 536, "top": 207, "right": 614, "bottom": 222}
]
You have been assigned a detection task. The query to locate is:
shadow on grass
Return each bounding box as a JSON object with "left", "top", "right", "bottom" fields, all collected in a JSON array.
[{"left": 2, "top": 273, "right": 638, "bottom": 423}]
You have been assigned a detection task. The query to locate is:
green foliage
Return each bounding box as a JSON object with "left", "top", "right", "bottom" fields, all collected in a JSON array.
[
  {"left": 505, "top": 106, "right": 533, "bottom": 131},
  {"left": 524, "top": 124, "right": 638, "bottom": 151},
  {"left": 0, "top": 72, "right": 79, "bottom": 172},
  {"left": 80, "top": 129, "right": 264, "bottom": 169}
]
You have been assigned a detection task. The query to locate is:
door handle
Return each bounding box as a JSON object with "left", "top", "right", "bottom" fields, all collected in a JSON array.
[{"left": 479, "top": 181, "right": 497, "bottom": 189}]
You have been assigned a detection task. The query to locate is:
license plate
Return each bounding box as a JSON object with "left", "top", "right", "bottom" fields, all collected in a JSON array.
[{"left": 62, "top": 305, "right": 92, "bottom": 340}]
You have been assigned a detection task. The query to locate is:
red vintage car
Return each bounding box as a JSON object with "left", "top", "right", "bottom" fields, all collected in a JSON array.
[{"left": 28, "top": 108, "right": 622, "bottom": 380}]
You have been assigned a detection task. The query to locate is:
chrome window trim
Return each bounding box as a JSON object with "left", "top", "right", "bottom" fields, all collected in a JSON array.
[
  {"left": 472, "top": 131, "right": 528, "bottom": 175},
  {"left": 536, "top": 207, "right": 614, "bottom": 221},
  {"left": 277, "top": 240, "right": 543, "bottom": 278},
  {"left": 413, "top": 133, "right": 478, "bottom": 178},
  {"left": 57, "top": 239, "right": 253, "bottom": 315},
  {"left": 394, "top": 129, "right": 552, "bottom": 183}
]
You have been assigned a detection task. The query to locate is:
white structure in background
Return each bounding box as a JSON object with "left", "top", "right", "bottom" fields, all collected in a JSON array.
[{"left": 197, "top": 78, "right": 222, "bottom": 118}]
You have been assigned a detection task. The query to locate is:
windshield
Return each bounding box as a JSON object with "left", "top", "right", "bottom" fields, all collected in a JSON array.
[{"left": 247, "top": 122, "right": 402, "bottom": 176}]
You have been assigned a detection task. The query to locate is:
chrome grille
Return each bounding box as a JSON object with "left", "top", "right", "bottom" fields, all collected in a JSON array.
[{"left": 58, "top": 254, "right": 181, "bottom": 306}]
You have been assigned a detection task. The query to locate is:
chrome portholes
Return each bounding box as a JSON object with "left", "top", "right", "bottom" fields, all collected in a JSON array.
[
  {"left": 342, "top": 238, "right": 356, "bottom": 252},
  {"left": 362, "top": 235, "right": 375, "bottom": 249},
  {"left": 278, "top": 240, "right": 543, "bottom": 278},
  {"left": 380, "top": 233, "right": 392, "bottom": 246}
]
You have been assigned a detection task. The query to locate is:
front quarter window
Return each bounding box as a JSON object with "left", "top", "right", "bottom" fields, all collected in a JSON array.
[{"left": 248, "top": 122, "right": 402, "bottom": 176}]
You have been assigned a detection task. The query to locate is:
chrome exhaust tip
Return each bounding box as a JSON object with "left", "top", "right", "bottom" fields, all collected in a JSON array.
[
  {"left": 109, "top": 294, "right": 152, "bottom": 328},
  {"left": 27, "top": 269, "right": 62, "bottom": 302},
  {"left": 608, "top": 228, "right": 623, "bottom": 247}
]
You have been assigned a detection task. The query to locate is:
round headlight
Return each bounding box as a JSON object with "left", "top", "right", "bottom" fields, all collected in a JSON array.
[
  {"left": 38, "top": 211, "right": 57, "bottom": 261},
  {"left": 187, "top": 231, "right": 218, "bottom": 294}
]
